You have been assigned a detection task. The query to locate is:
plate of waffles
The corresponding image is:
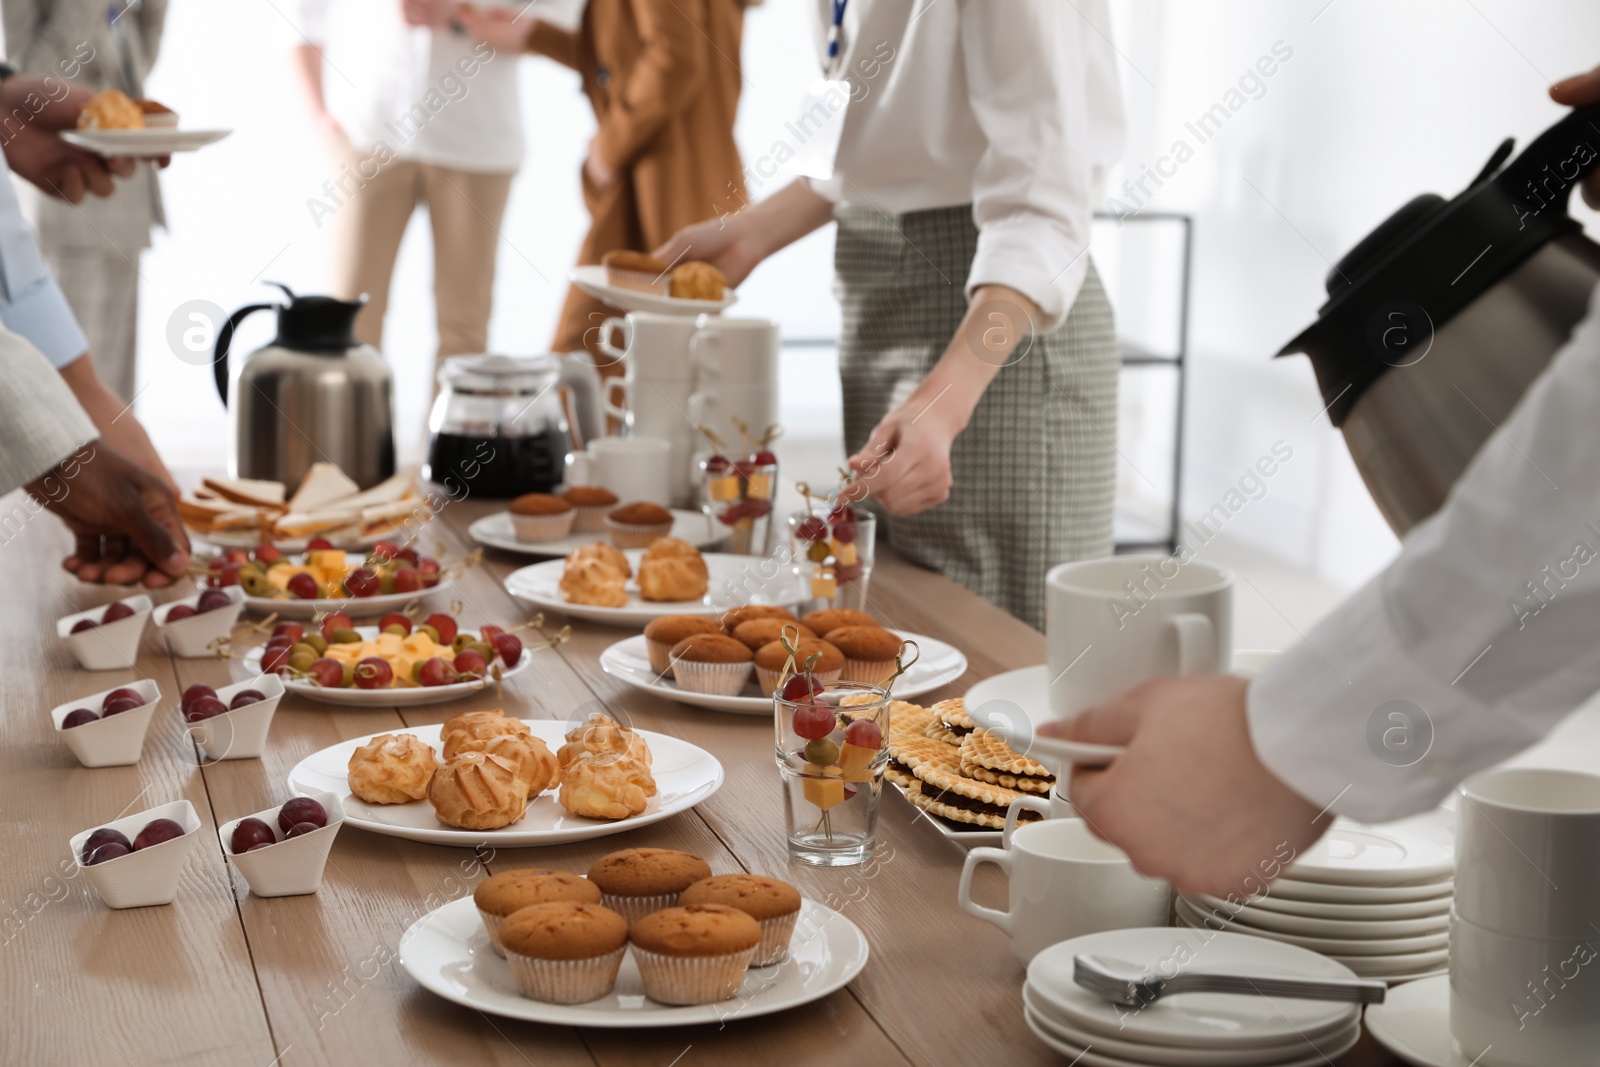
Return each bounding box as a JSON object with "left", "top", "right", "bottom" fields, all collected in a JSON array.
[{"left": 886, "top": 698, "right": 1056, "bottom": 844}]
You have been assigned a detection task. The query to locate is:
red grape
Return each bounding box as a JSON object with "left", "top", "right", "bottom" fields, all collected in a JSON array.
[
  {"left": 795, "top": 516, "right": 828, "bottom": 543},
  {"left": 452, "top": 648, "right": 487, "bottom": 676},
  {"left": 287, "top": 573, "right": 318, "bottom": 600},
  {"left": 749, "top": 449, "right": 778, "bottom": 466},
  {"left": 319, "top": 612, "right": 354, "bottom": 640},
  {"left": 835, "top": 561, "right": 865, "bottom": 581},
  {"left": 353, "top": 657, "right": 393, "bottom": 690},
  {"left": 392, "top": 567, "right": 422, "bottom": 593},
  {"left": 212, "top": 563, "right": 242, "bottom": 588},
  {"left": 84, "top": 841, "right": 131, "bottom": 865},
  {"left": 307, "top": 658, "right": 345, "bottom": 688},
  {"left": 165, "top": 604, "right": 198, "bottom": 622},
  {"left": 133, "top": 818, "right": 186, "bottom": 850},
  {"left": 271, "top": 623, "right": 304, "bottom": 644},
  {"left": 197, "top": 589, "right": 234, "bottom": 613},
  {"left": 781, "top": 674, "right": 825, "bottom": 702},
  {"left": 245, "top": 842, "right": 274, "bottom": 853},
  {"left": 102, "top": 601, "right": 136, "bottom": 623},
  {"left": 262, "top": 645, "right": 294, "bottom": 674},
  {"left": 285, "top": 821, "right": 321, "bottom": 839},
  {"left": 102, "top": 697, "right": 144, "bottom": 717},
  {"left": 478, "top": 624, "right": 505, "bottom": 644},
  {"left": 418, "top": 558, "right": 441, "bottom": 587},
  {"left": 70, "top": 619, "right": 97, "bottom": 634},
  {"left": 344, "top": 567, "right": 379, "bottom": 598},
  {"left": 396, "top": 546, "right": 418, "bottom": 564},
  {"left": 278, "top": 797, "right": 327, "bottom": 833},
  {"left": 229, "top": 689, "right": 265, "bottom": 710},
  {"left": 306, "top": 537, "right": 334, "bottom": 551},
  {"left": 732, "top": 460, "right": 757, "bottom": 478},
  {"left": 184, "top": 696, "right": 228, "bottom": 722},
  {"left": 491, "top": 633, "right": 522, "bottom": 666},
  {"left": 844, "top": 718, "right": 883, "bottom": 750},
  {"left": 744, "top": 498, "right": 773, "bottom": 519},
  {"left": 101, "top": 687, "right": 142, "bottom": 710},
  {"left": 181, "top": 683, "right": 216, "bottom": 710},
  {"left": 371, "top": 540, "right": 400, "bottom": 561},
  {"left": 424, "top": 613, "right": 457, "bottom": 644},
  {"left": 230, "top": 817, "right": 276, "bottom": 853},
  {"left": 704, "top": 454, "right": 731, "bottom": 473},
  {"left": 253, "top": 543, "right": 282, "bottom": 563},
  {"left": 378, "top": 613, "right": 411, "bottom": 635},
  {"left": 418, "top": 657, "right": 458, "bottom": 687},
  {"left": 792, "top": 703, "right": 837, "bottom": 740},
  {"left": 62, "top": 709, "right": 99, "bottom": 729},
  {"left": 224, "top": 549, "right": 250, "bottom": 564},
  {"left": 831, "top": 520, "right": 858, "bottom": 544},
  {"left": 82, "top": 827, "right": 131, "bottom": 864}
]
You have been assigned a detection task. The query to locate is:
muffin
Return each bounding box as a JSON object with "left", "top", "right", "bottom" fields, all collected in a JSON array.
[
  {"left": 668, "top": 633, "right": 754, "bottom": 696},
  {"left": 138, "top": 99, "right": 178, "bottom": 128},
  {"left": 670, "top": 261, "right": 727, "bottom": 301},
  {"left": 588, "top": 848, "right": 713, "bottom": 925},
  {"left": 346, "top": 733, "right": 440, "bottom": 804},
  {"left": 679, "top": 874, "right": 802, "bottom": 966},
  {"left": 718, "top": 605, "right": 796, "bottom": 632},
  {"left": 561, "top": 486, "right": 620, "bottom": 532},
  {"left": 731, "top": 618, "right": 815, "bottom": 653},
  {"left": 824, "top": 625, "right": 905, "bottom": 685},
  {"left": 475, "top": 869, "right": 601, "bottom": 956},
  {"left": 755, "top": 637, "right": 844, "bottom": 695},
  {"left": 78, "top": 88, "right": 144, "bottom": 130},
  {"left": 629, "top": 904, "right": 762, "bottom": 1005},
  {"left": 607, "top": 501, "right": 675, "bottom": 548},
  {"left": 800, "top": 609, "right": 878, "bottom": 637},
  {"left": 602, "top": 249, "right": 670, "bottom": 295},
  {"left": 427, "top": 752, "right": 529, "bottom": 830},
  {"left": 509, "top": 493, "right": 575, "bottom": 542},
  {"left": 499, "top": 901, "right": 629, "bottom": 1004},
  {"left": 642, "top": 615, "right": 724, "bottom": 673}
]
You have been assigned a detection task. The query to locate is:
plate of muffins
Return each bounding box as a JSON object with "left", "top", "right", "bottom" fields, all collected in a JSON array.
[
  {"left": 285, "top": 712, "right": 723, "bottom": 845},
  {"left": 571, "top": 253, "right": 737, "bottom": 316},
  {"left": 468, "top": 491, "right": 719, "bottom": 558},
  {"left": 505, "top": 539, "right": 803, "bottom": 626},
  {"left": 598, "top": 606, "right": 970, "bottom": 714},
  {"left": 398, "top": 847, "right": 870, "bottom": 1025}
]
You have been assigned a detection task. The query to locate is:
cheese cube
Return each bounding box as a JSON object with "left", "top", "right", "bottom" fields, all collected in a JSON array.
[
  {"left": 802, "top": 765, "right": 846, "bottom": 810},
  {"left": 810, "top": 573, "right": 837, "bottom": 598},
  {"left": 831, "top": 540, "right": 858, "bottom": 566},
  {"left": 709, "top": 475, "right": 741, "bottom": 501},
  {"left": 838, "top": 742, "right": 876, "bottom": 782}
]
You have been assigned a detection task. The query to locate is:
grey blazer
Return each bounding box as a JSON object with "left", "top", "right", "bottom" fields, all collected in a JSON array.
[{"left": 0, "top": 326, "right": 96, "bottom": 498}]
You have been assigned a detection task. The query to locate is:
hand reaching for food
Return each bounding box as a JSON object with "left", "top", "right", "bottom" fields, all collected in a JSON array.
[{"left": 453, "top": 3, "right": 529, "bottom": 50}]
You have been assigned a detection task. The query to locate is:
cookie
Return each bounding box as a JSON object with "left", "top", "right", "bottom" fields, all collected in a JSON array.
[
  {"left": 922, "top": 718, "right": 962, "bottom": 745},
  {"left": 932, "top": 697, "right": 975, "bottom": 737},
  {"left": 910, "top": 754, "right": 1041, "bottom": 828},
  {"left": 958, "top": 729, "right": 1056, "bottom": 794}
]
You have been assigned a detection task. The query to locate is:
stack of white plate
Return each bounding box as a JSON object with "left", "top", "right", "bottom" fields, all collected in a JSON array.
[
  {"left": 1024, "top": 928, "right": 1363, "bottom": 1066},
  {"left": 1176, "top": 820, "right": 1454, "bottom": 983}
]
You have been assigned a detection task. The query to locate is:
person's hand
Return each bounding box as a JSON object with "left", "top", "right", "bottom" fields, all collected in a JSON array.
[
  {"left": 0, "top": 77, "right": 138, "bottom": 203},
  {"left": 28, "top": 442, "right": 191, "bottom": 587},
  {"left": 1550, "top": 64, "right": 1600, "bottom": 208},
  {"left": 454, "top": 4, "right": 530, "bottom": 51},
  {"left": 653, "top": 215, "right": 764, "bottom": 288},
  {"left": 584, "top": 134, "right": 618, "bottom": 190},
  {"left": 399, "top": 0, "right": 452, "bottom": 28},
  {"left": 846, "top": 400, "right": 960, "bottom": 516},
  {"left": 1046, "top": 674, "right": 1332, "bottom": 896}
]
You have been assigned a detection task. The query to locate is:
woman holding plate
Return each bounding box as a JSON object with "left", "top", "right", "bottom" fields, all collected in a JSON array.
[{"left": 656, "top": 1, "right": 1124, "bottom": 629}]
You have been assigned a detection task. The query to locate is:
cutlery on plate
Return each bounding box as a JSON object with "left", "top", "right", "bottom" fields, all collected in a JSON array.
[{"left": 1073, "top": 954, "right": 1387, "bottom": 1006}]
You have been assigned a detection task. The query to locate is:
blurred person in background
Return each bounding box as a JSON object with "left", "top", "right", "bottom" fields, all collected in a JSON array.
[
  {"left": 458, "top": 0, "right": 749, "bottom": 379},
  {"left": 290, "top": 0, "right": 522, "bottom": 370},
  {"left": 5, "top": 0, "right": 168, "bottom": 403}
]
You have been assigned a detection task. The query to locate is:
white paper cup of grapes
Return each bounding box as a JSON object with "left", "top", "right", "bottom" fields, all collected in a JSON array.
[
  {"left": 180, "top": 676, "right": 283, "bottom": 761},
  {"left": 58, "top": 594, "right": 153, "bottom": 671},
  {"left": 51, "top": 679, "right": 161, "bottom": 768},
  {"left": 154, "top": 586, "right": 245, "bottom": 658},
  {"left": 218, "top": 792, "right": 344, "bottom": 897},
  {"left": 70, "top": 799, "right": 201, "bottom": 909}
]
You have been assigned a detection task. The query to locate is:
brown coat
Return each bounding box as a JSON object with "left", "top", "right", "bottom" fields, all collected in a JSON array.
[{"left": 530, "top": 0, "right": 747, "bottom": 364}]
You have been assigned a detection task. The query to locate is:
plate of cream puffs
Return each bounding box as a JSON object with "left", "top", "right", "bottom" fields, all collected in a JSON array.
[
  {"left": 503, "top": 540, "right": 803, "bottom": 627},
  {"left": 285, "top": 711, "right": 723, "bottom": 846}
]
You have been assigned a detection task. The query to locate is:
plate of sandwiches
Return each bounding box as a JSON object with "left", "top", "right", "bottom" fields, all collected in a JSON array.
[
  {"left": 180, "top": 463, "right": 424, "bottom": 550},
  {"left": 571, "top": 252, "right": 736, "bottom": 316},
  {"left": 504, "top": 539, "right": 801, "bottom": 626},
  {"left": 286, "top": 711, "right": 724, "bottom": 846},
  {"left": 62, "top": 89, "right": 231, "bottom": 157},
  {"left": 885, "top": 698, "right": 1057, "bottom": 844}
]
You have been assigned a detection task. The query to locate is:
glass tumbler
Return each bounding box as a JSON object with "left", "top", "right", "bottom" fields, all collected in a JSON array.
[
  {"left": 702, "top": 458, "right": 778, "bottom": 556},
  {"left": 789, "top": 507, "right": 876, "bottom": 613},
  {"left": 774, "top": 680, "right": 890, "bottom": 866}
]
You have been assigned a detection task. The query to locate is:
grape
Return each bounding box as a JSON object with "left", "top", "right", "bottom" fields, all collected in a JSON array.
[
  {"left": 230, "top": 817, "right": 276, "bottom": 853},
  {"left": 392, "top": 567, "right": 422, "bottom": 593},
  {"left": 378, "top": 613, "right": 411, "bottom": 636},
  {"left": 371, "top": 540, "right": 400, "bottom": 561},
  {"left": 271, "top": 621, "right": 305, "bottom": 643},
  {"left": 795, "top": 516, "right": 828, "bottom": 543},
  {"left": 320, "top": 612, "right": 354, "bottom": 640},
  {"left": 781, "top": 674, "right": 824, "bottom": 703},
  {"left": 452, "top": 649, "right": 487, "bottom": 678},
  {"left": 307, "top": 658, "right": 345, "bottom": 688},
  {"left": 704, "top": 454, "right": 731, "bottom": 474},
  {"left": 344, "top": 567, "right": 380, "bottom": 598},
  {"left": 844, "top": 718, "right": 883, "bottom": 750},
  {"left": 197, "top": 589, "right": 234, "bottom": 613},
  {"left": 285, "top": 821, "right": 321, "bottom": 839},
  {"left": 306, "top": 537, "right": 334, "bottom": 551},
  {"left": 184, "top": 696, "right": 227, "bottom": 722},
  {"left": 804, "top": 738, "right": 839, "bottom": 766},
  {"left": 353, "top": 657, "right": 393, "bottom": 689},
  {"left": 101, "top": 697, "right": 144, "bottom": 717},
  {"left": 229, "top": 689, "right": 266, "bottom": 710},
  {"left": 831, "top": 521, "right": 858, "bottom": 544},
  {"left": 212, "top": 563, "right": 242, "bottom": 588},
  {"left": 792, "top": 703, "right": 837, "bottom": 740},
  {"left": 424, "top": 613, "right": 457, "bottom": 644},
  {"left": 278, "top": 797, "right": 327, "bottom": 833},
  {"left": 329, "top": 628, "right": 363, "bottom": 645},
  {"left": 262, "top": 645, "right": 293, "bottom": 674},
  {"left": 835, "top": 561, "right": 865, "bottom": 581},
  {"left": 82, "top": 828, "right": 132, "bottom": 864},
  {"left": 286, "top": 573, "right": 319, "bottom": 600},
  {"left": 245, "top": 842, "right": 274, "bottom": 853},
  {"left": 749, "top": 449, "right": 778, "bottom": 466},
  {"left": 396, "top": 546, "right": 418, "bottom": 564},
  {"left": 417, "top": 657, "right": 457, "bottom": 687},
  {"left": 61, "top": 709, "right": 99, "bottom": 729},
  {"left": 102, "top": 601, "right": 136, "bottom": 623},
  {"left": 491, "top": 633, "right": 522, "bottom": 666},
  {"left": 101, "top": 688, "right": 142, "bottom": 710},
  {"left": 828, "top": 504, "right": 856, "bottom": 523},
  {"left": 70, "top": 619, "right": 97, "bottom": 634},
  {"left": 478, "top": 624, "right": 505, "bottom": 644},
  {"left": 165, "top": 604, "right": 198, "bottom": 622},
  {"left": 224, "top": 549, "right": 250, "bottom": 564},
  {"left": 181, "top": 683, "right": 216, "bottom": 710},
  {"left": 253, "top": 543, "right": 282, "bottom": 564},
  {"left": 133, "top": 818, "right": 186, "bottom": 850},
  {"left": 85, "top": 841, "right": 131, "bottom": 865}
]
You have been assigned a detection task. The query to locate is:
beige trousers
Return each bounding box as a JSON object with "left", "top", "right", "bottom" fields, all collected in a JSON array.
[{"left": 327, "top": 140, "right": 514, "bottom": 361}]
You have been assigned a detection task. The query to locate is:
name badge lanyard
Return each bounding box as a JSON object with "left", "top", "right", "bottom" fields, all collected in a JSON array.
[{"left": 825, "top": 0, "right": 849, "bottom": 77}]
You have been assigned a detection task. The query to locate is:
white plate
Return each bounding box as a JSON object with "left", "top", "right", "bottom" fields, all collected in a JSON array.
[
  {"left": 197, "top": 526, "right": 397, "bottom": 553},
  {"left": 1175, "top": 898, "right": 1450, "bottom": 955},
  {"left": 1027, "top": 928, "right": 1360, "bottom": 1050},
  {"left": 287, "top": 719, "right": 722, "bottom": 846},
  {"left": 505, "top": 551, "right": 802, "bottom": 626},
  {"left": 598, "top": 632, "right": 968, "bottom": 715},
  {"left": 1270, "top": 874, "right": 1454, "bottom": 905},
  {"left": 888, "top": 781, "right": 1000, "bottom": 846},
  {"left": 240, "top": 626, "right": 531, "bottom": 708},
  {"left": 240, "top": 553, "right": 447, "bottom": 619},
  {"left": 400, "top": 894, "right": 865, "bottom": 1026},
  {"left": 570, "top": 265, "right": 736, "bottom": 316},
  {"left": 956, "top": 665, "right": 1124, "bottom": 768},
  {"left": 1332, "top": 949, "right": 1450, "bottom": 978},
  {"left": 1024, "top": 1004, "right": 1360, "bottom": 1067},
  {"left": 1283, "top": 819, "right": 1454, "bottom": 887},
  {"left": 1191, "top": 890, "right": 1452, "bottom": 922},
  {"left": 1180, "top": 894, "right": 1449, "bottom": 939},
  {"left": 62, "top": 128, "right": 231, "bottom": 157},
  {"left": 469, "top": 509, "right": 719, "bottom": 557},
  {"left": 1363, "top": 975, "right": 1466, "bottom": 1067}
]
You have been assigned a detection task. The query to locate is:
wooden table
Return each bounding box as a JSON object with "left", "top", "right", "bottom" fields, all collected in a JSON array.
[{"left": 2, "top": 494, "right": 1400, "bottom": 1065}]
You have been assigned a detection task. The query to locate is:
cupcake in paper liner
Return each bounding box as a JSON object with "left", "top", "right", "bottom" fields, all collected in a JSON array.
[
  {"left": 629, "top": 904, "right": 762, "bottom": 1005},
  {"left": 509, "top": 493, "right": 576, "bottom": 542},
  {"left": 561, "top": 486, "right": 619, "bottom": 533},
  {"left": 753, "top": 637, "right": 843, "bottom": 697},
  {"left": 474, "top": 869, "right": 601, "bottom": 958},
  {"left": 668, "top": 634, "right": 753, "bottom": 696},
  {"left": 642, "top": 615, "right": 723, "bottom": 675},
  {"left": 498, "top": 902, "right": 628, "bottom": 1004},
  {"left": 588, "top": 848, "right": 712, "bottom": 926},
  {"left": 678, "top": 874, "right": 802, "bottom": 967}
]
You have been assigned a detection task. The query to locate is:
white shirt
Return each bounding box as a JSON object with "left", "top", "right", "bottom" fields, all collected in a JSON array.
[
  {"left": 1250, "top": 282, "right": 1600, "bottom": 823},
  {"left": 294, "top": 0, "right": 523, "bottom": 174},
  {"left": 807, "top": 0, "right": 1124, "bottom": 330}
]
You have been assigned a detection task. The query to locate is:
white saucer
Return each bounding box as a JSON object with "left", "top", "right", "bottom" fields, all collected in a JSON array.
[
  {"left": 62, "top": 128, "right": 231, "bottom": 157},
  {"left": 1175, "top": 898, "right": 1449, "bottom": 954},
  {"left": 570, "top": 265, "right": 737, "bottom": 316},
  {"left": 1270, "top": 875, "right": 1454, "bottom": 905},
  {"left": 400, "top": 895, "right": 866, "bottom": 1026},
  {"left": 961, "top": 665, "right": 1124, "bottom": 767},
  {"left": 1363, "top": 975, "right": 1468, "bottom": 1067},
  {"left": 505, "top": 551, "right": 802, "bottom": 626},
  {"left": 1025, "top": 1004, "right": 1359, "bottom": 1067},
  {"left": 1284, "top": 819, "right": 1455, "bottom": 887},
  {"left": 1179, "top": 895, "right": 1448, "bottom": 939},
  {"left": 469, "top": 509, "right": 719, "bottom": 557},
  {"left": 1191, "top": 890, "right": 1452, "bottom": 922}
]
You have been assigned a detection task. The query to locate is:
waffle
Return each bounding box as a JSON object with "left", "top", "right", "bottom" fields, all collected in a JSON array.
[
  {"left": 910, "top": 755, "right": 1041, "bottom": 828},
  {"left": 888, "top": 702, "right": 934, "bottom": 739},
  {"left": 959, "top": 729, "right": 1055, "bottom": 794},
  {"left": 922, "top": 717, "right": 962, "bottom": 745},
  {"left": 931, "top": 698, "right": 975, "bottom": 734}
]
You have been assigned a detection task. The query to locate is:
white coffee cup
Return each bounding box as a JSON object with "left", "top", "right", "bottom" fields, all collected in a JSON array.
[
  {"left": 686, "top": 317, "right": 779, "bottom": 457},
  {"left": 564, "top": 436, "right": 673, "bottom": 507},
  {"left": 958, "top": 818, "right": 1171, "bottom": 963},
  {"left": 1045, "top": 555, "right": 1233, "bottom": 720},
  {"left": 1450, "top": 910, "right": 1600, "bottom": 1067},
  {"left": 596, "top": 311, "right": 698, "bottom": 382}
]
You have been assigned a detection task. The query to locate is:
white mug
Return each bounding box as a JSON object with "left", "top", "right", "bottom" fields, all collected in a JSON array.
[
  {"left": 564, "top": 436, "right": 673, "bottom": 506},
  {"left": 596, "top": 311, "right": 698, "bottom": 382},
  {"left": 1450, "top": 910, "right": 1600, "bottom": 1067},
  {"left": 958, "top": 818, "right": 1171, "bottom": 963},
  {"left": 1045, "top": 555, "right": 1233, "bottom": 720}
]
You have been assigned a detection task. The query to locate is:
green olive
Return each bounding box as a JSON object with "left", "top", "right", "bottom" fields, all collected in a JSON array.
[
  {"left": 288, "top": 651, "right": 316, "bottom": 673},
  {"left": 340, "top": 663, "right": 356, "bottom": 687},
  {"left": 468, "top": 640, "right": 494, "bottom": 661},
  {"left": 383, "top": 623, "right": 408, "bottom": 637},
  {"left": 451, "top": 633, "right": 474, "bottom": 653},
  {"left": 304, "top": 633, "right": 328, "bottom": 655},
  {"left": 331, "top": 627, "right": 363, "bottom": 644},
  {"left": 240, "top": 571, "right": 272, "bottom": 597},
  {"left": 411, "top": 661, "right": 425, "bottom": 683},
  {"left": 378, "top": 573, "right": 397, "bottom": 596},
  {"left": 290, "top": 641, "right": 317, "bottom": 659},
  {"left": 804, "top": 738, "right": 840, "bottom": 766},
  {"left": 418, "top": 624, "right": 440, "bottom": 643}
]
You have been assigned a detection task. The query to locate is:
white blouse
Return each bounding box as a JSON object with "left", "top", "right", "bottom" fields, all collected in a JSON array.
[{"left": 807, "top": 0, "right": 1124, "bottom": 329}]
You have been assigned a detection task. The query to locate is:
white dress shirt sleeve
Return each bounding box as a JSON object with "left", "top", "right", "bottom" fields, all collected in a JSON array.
[
  {"left": 956, "top": 0, "right": 1124, "bottom": 331},
  {"left": 0, "top": 157, "right": 87, "bottom": 368},
  {"left": 1249, "top": 282, "right": 1600, "bottom": 823}
]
